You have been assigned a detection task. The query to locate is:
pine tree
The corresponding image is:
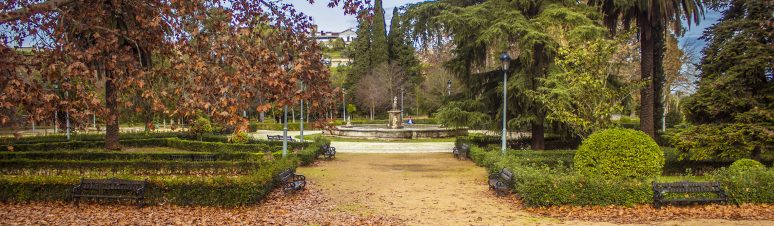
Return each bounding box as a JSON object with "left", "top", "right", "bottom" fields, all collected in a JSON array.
[
  {"left": 684, "top": 0, "right": 773, "bottom": 123},
  {"left": 676, "top": 0, "right": 773, "bottom": 161},
  {"left": 369, "top": 0, "right": 389, "bottom": 66}
]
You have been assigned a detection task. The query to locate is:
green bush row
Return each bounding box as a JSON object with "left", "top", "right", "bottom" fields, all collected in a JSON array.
[
  {"left": 466, "top": 144, "right": 652, "bottom": 206},
  {"left": 0, "top": 132, "right": 182, "bottom": 145},
  {"left": 1, "top": 138, "right": 292, "bottom": 153},
  {"left": 713, "top": 167, "right": 774, "bottom": 204},
  {"left": 463, "top": 139, "right": 774, "bottom": 206},
  {"left": 0, "top": 159, "right": 293, "bottom": 206},
  {"left": 0, "top": 159, "right": 267, "bottom": 176},
  {"left": 1, "top": 138, "right": 170, "bottom": 152},
  {"left": 0, "top": 151, "right": 267, "bottom": 161}
]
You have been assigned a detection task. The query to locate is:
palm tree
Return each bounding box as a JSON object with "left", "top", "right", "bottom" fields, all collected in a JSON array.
[{"left": 588, "top": 0, "right": 703, "bottom": 138}]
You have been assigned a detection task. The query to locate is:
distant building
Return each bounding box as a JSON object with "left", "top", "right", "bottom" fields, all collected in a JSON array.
[{"left": 315, "top": 28, "right": 357, "bottom": 44}]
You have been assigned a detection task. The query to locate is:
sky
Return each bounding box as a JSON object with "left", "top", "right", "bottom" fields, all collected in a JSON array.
[{"left": 289, "top": 0, "right": 722, "bottom": 52}]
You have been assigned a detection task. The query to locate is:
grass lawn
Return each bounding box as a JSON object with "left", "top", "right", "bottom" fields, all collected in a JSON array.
[{"left": 298, "top": 133, "right": 455, "bottom": 143}]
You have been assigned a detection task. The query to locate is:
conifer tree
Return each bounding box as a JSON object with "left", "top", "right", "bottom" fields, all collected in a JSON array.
[
  {"left": 369, "top": 0, "right": 389, "bottom": 66},
  {"left": 388, "top": 8, "right": 422, "bottom": 87},
  {"left": 344, "top": 10, "right": 373, "bottom": 90}
]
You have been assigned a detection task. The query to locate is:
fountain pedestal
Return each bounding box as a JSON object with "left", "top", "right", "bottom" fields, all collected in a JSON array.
[{"left": 387, "top": 110, "right": 403, "bottom": 129}]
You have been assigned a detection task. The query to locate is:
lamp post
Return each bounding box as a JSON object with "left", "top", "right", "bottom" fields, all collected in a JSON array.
[
  {"left": 299, "top": 80, "right": 304, "bottom": 143},
  {"left": 282, "top": 56, "right": 293, "bottom": 158},
  {"left": 447, "top": 79, "right": 452, "bottom": 96},
  {"left": 342, "top": 90, "right": 347, "bottom": 121},
  {"left": 500, "top": 51, "right": 510, "bottom": 155},
  {"left": 400, "top": 87, "right": 404, "bottom": 120}
]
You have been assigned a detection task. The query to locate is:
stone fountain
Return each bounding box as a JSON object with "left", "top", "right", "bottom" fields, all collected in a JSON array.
[{"left": 326, "top": 96, "right": 467, "bottom": 140}]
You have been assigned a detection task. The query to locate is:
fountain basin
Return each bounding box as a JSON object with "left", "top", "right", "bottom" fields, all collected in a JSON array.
[{"left": 327, "top": 124, "right": 468, "bottom": 139}]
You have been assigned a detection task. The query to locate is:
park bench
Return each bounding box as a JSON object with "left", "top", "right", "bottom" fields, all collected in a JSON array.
[
  {"left": 652, "top": 181, "right": 729, "bottom": 208},
  {"left": 166, "top": 154, "right": 216, "bottom": 161},
  {"left": 267, "top": 135, "right": 296, "bottom": 142},
  {"left": 488, "top": 168, "right": 514, "bottom": 196},
  {"left": 320, "top": 144, "right": 336, "bottom": 159},
  {"left": 278, "top": 168, "right": 306, "bottom": 193},
  {"left": 71, "top": 178, "right": 148, "bottom": 207},
  {"left": 453, "top": 144, "right": 469, "bottom": 159}
]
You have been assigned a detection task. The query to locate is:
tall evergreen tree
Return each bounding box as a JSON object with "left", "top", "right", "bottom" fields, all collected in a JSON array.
[
  {"left": 676, "top": 0, "right": 773, "bottom": 161},
  {"left": 344, "top": 10, "right": 373, "bottom": 90},
  {"left": 369, "top": 0, "right": 389, "bottom": 66},
  {"left": 388, "top": 8, "right": 422, "bottom": 90}
]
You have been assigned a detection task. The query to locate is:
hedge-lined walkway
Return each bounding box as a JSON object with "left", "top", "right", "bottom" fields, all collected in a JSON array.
[
  {"left": 299, "top": 152, "right": 555, "bottom": 225},
  {"left": 300, "top": 152, "right": 774, "bottom": 225}
]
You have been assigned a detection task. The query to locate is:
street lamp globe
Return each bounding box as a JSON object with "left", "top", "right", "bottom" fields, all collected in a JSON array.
[{"left": 499, "top": 52, "right": 510, "bottom": 70}]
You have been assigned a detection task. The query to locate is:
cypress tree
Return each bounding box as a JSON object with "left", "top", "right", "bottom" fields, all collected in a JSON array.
[
  {"left": 388, "top": 8, "right": 421, "bottom": 86},
  {"left": 369, "top": 0, "right": 389, "bottom": 66},
  {"left": 344, "top": 10, "right": 372, "bottom": 90}
]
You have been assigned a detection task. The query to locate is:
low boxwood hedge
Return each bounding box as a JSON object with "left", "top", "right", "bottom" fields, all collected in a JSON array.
[
  {"left": 713, "top": 167, "right": 774, "bottom": 204},
  {"left": 460, "top": 137, "right": 774, "bottom": 206},
  {"left": 0, "top": 159, "right": 293, "bottom": 206},
  {"left": 0, "top": 159, "right": 270, "bottom": 176},
  {"left": 0, "top": 151, "right": 267, "bottom": 161},
  {"left": 0, "top": 132, "right": 181, "bottom": 145}
]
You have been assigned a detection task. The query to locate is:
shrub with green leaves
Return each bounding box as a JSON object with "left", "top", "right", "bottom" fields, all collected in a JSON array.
[
  {"left": 231, "top": 131, "right": 249, "bottom": 144},
  {"left": 574, "top": 128, "right": 664, "bottom": 179},
  {"left": 713, "top": 167, "right": 774, "bottom": 204},
  {"left": 729, "top": 158, "right": 766, "bottom": 172},
  {"left": 190, "top": 117, "right": 213, "bottom": 140}
]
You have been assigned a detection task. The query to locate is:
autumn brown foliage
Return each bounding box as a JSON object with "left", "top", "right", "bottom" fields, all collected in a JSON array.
[{"left": 0, "top": 0, "right": 368, "bottom": 149}]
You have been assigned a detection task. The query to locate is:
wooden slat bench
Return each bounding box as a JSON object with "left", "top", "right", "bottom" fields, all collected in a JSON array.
[
  {"left": 320, "top": 144, "right": 336, "bottom": 159},
  {"left": 652, "top": 181, "right": 729, "bottom": 208},
  {"left": 278, "top": 168, "right": 306, "bottom": 193},
  {"left": 267, "top": 135, "right": 296, "bottom": 142},
  {"left": 453, "top": 144, "right": 469, "bottom": 159},
  {"left": 72, "top": 178, "right": 148, "bottom": 207},
  {"left": 488, "top": 168, "right": 514, "bottom": 196},
  {"left": 166, "top": 154, "right": 216, "bottom": 161}
]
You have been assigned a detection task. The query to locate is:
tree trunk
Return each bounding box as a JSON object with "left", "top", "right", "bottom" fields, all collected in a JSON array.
[
  {"left": 638, "top": 12, "right": 656, "bottom": 139},
  {"left": 105, "top": 74, "right": 121, "bottom": 150},
  {"left": 531, "top": 110, "right": 545, "bottom": 150},
  {"left": 370, "top": 103, "right": 374, "bottom": 120},
  {"left": 653, "top": 22, "right": 665, "bottom": 134}
]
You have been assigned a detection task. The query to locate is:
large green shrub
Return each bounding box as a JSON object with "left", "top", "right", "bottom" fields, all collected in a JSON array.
[
  {"left": 729, "top": 158, "right": 766, "bottom": 172},
  {"left": 574, "top": 129, "right": 664, "bottom": 179}
]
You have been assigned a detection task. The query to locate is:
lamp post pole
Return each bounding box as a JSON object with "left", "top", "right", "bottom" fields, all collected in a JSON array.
[
  {"left": 400, "top": 88, "right": 404, "bottom": 120},
  {"left": 282, "top": 105, "right": 288, "bottom": 157},
  {"left": 447, "top": 79, "right": 452, "bottom": 96},
  {"left": 299, "top": 80, "right": 304, "bottom": 143},
  {"left": 342, "top": 91, "right": 347, "bottom": 121},
  {"left": 500, "top": 52, "right": 510, "bottom": 155}
]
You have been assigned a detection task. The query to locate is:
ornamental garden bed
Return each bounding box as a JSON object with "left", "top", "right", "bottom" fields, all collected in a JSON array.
[
  {"left": 0, "top": 132, "right": 330, "bottom": 206},
  {"left": 457, "top": 132, "right": 774, "bottom": 207}
]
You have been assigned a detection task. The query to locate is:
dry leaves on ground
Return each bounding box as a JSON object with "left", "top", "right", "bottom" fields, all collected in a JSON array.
[
  {"left": 528, "top": 203, "right": 774, "bottom": 224},
  {"left": 0, "top": 182, "right": 404, "bottom": 226}
]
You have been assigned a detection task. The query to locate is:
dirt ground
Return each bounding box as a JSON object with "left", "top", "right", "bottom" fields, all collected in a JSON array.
[{"left": 300, "top": 152, "right": 774, "bottom": 226}]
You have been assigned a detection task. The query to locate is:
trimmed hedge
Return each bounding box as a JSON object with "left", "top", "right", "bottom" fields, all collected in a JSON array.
[
  {"left": 0, "top": 159, "right": 292, "bottom": 206},
  {"left": 465, "top": 143, "right": 651, "bottom": 206},
  {"left": 456, "top": 134, "right": 580, "bottom": 150},
  {"left": 0, "top": 151, "right": 266, "bottom": 161},
  {"left": 713, "top": 167, "right": 774, "bottom": 204},
  {"left": 0, "top": 132, "right": 181, "bottom": 145},
  {"left": 0, "top": 159, "right": 267, "bottom": 176},
  {"left": 460, "top": 136, "right": 774, "bottom": 206}
]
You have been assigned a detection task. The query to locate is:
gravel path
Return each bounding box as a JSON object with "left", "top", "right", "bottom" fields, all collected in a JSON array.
[{"left": 332, "top": 141, "right": 454, "bottom": 153}]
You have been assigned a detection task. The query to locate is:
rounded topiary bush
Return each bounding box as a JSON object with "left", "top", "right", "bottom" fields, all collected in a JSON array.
[
  {"left": 729, "top": 158, "right": 765, "bottom": 172},
  {"left": 574, "top": 128, "right": 664, "bottom": 179}
]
